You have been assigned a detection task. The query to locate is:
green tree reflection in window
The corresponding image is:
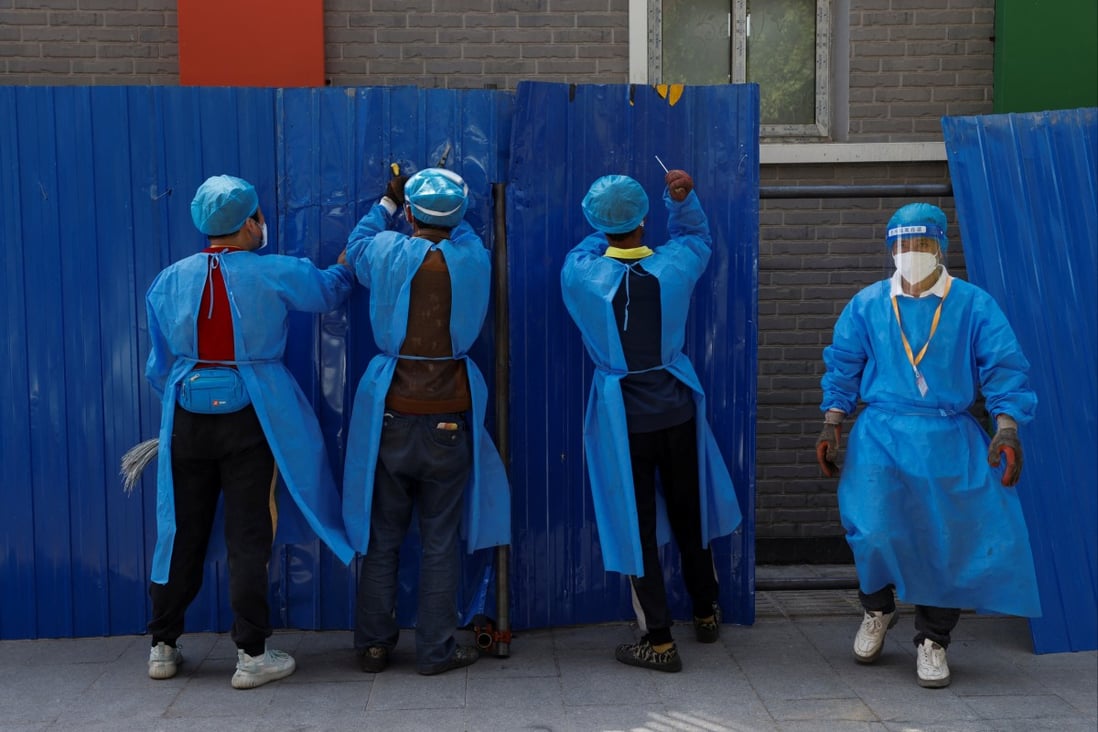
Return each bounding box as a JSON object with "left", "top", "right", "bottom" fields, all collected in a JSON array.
[
  {"left": 663, "top": 0, "right": 731, "bottom": 85},
  {"left": 747, "top": 0, "right": 816, "bottom": 125},
  {"left": 659, "top": 0, "right": 820, "bottom": 129}
]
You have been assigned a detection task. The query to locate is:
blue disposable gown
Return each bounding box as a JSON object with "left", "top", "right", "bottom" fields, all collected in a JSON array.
[
  {"left": 145, "top": 250, "right": 357, "bottom": 584},
  {"left": 341, "top": 204, "right": 511, "bottom": 554},
  {"left": 822, "top": 274, "right": 1040, "bottom": 616},
  {"left": 560, "top": 189, "right": 742, "bottom": 577}
]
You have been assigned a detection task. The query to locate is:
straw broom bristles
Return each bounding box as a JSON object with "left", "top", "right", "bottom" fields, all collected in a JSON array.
[{"left": 120, "top": 437, "right": 159, "bottom": 494}]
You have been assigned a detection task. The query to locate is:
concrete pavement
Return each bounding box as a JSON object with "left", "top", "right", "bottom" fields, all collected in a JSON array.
[{"left": 1, "top": 586, "right": 1094, "bottom": 732}]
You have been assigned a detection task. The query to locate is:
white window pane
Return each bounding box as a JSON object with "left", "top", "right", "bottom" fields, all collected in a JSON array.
[{"left": 662, "top": 0, "right": 731, "bottom": 84}]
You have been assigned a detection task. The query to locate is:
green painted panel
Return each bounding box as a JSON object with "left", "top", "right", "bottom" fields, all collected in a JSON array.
[{"left": 994, "top": 0, "right": 1098, "bottom": 113}]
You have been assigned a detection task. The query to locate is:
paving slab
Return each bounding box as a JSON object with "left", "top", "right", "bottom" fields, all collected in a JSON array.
[{"left": 0, "top": 581, "right": 1094, "bottom": 732}]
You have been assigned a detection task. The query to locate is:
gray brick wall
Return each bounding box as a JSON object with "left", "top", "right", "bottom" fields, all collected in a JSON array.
[
  {"left": 324, "top": 0, "right": 628, "bottom": 88},
  {"left": 755, "top": 161, "right": 966, "bottom": 542},
  {"left": 0, "top": 1, "right": 995, "bottom": 116},
  {"left": 849, "top": 0, "right": 995, "bottom": 140},
  {"left": 0, "top": 1, "right": 993, "bottom": 555},
  {"left": 0, "top": 0, "right": 177, "bottom": 85}
]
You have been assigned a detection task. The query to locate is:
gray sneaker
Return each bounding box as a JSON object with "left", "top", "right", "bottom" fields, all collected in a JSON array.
[
  {"left": 148, "top": 642, "right": 182, "bottom": 680},
  {"left": 916, "top": 638, "right": 951, "bottom": 688},
  {"left": 853, "top": 610, "right": 897, "bottom": 663},
  {"left": 231, "top": 648, "right": 296, "bottom": 689}
]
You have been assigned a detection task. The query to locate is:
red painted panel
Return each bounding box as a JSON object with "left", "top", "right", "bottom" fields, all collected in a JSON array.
[{"left": 178, "top": 0, "right": 325, "bottom": 87}]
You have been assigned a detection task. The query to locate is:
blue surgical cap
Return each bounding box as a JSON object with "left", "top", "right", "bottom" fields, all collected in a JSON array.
[
  {"left": 582, "top": 175, "right": 649, "bottom": 234},
  {"left": 886, "top": 202, "right": 949, "bottom": 251},
  {"left": 405, "top": 168, "right": 469, "bottom": 227},
  {"left": 190, "top": 175, "right": 259, "bottom": 236}
]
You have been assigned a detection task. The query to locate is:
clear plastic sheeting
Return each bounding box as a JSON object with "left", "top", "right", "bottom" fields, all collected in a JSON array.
[
  {"left": 943, "top": 107, "right": 1098, "bottom": 653},
  {"left": 506, "top": 82, "right": 759, "bottom": 629}
]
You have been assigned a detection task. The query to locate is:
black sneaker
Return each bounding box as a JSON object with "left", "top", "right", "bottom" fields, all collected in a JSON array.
[
  {"left": 418, "top": 644, "right": 479, "bottom": 676},
  {"left": 358, "top": 647, "right": 389, "bottom": 673},
  {"left": 694, "top": 601, "right": 722, "bottom": 644},
  {"left": 614, "top": 640, "right": 683, "bottom": 673}
]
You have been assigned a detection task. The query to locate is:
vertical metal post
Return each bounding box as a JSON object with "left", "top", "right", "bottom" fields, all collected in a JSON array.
[{"left": 491, "top": 181, "right": 512, "bottom": 657}]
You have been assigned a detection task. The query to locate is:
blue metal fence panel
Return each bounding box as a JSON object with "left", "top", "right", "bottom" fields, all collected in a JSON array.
[
  {"left": 0, "top": 87, "right": 36, "bottom": 638},
  {"left": 1, "top": 83, "right": 755, "bottom": 639},
  {"left": 274, "top": 86, "right": 512, "bottom": 632},
  {"left": 506, "top": 82, "right": 759, "bottom": 629},
  {"left": 21, "top": 88, "right": 72, "bottom": 638},
  {"left": 59, "top": 88, "right": 109, "bottom": 638},
  {"left": 102, "top": 87, "right": 157, "bottom": 640},
  {"left": 942, "top": 108, "right": 1098, "bottom": 653},
  {"left": 0, "top": 86, "right": 512, "bottom": 640}
]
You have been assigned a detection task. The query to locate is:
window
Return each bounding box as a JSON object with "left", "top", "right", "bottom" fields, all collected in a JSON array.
[{"left": 642, "top": 0, "right": 830, "bottom": 138}]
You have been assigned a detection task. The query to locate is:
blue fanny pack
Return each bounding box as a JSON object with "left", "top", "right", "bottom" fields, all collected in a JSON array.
[{"left": 178, "top": 366, "right": 251, "bottom": 414}]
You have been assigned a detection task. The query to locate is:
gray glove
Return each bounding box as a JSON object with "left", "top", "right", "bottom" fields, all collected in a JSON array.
[{"left": 815, "top": 410, "right": 845, "bottom": 478}]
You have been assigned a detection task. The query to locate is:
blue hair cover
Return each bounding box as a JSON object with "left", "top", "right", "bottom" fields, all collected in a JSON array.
[
  {"left": 582, "top": 175, "right": 650, "bottom": 234},
  {"left": 190, "top": 175, "right": 259, "bottom": 236}
]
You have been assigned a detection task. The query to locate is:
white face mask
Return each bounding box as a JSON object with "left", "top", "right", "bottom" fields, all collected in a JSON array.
[
  {"left": 893, "top": 251, "right": 938, "bottom": 283},
  {"left": 258, "top": 221, "right": 268, "bottom": 250}
]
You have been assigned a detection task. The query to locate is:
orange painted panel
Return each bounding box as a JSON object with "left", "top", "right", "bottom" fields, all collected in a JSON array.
[{"left": 178, "top": 0, "right": 325, "bottom": 87}]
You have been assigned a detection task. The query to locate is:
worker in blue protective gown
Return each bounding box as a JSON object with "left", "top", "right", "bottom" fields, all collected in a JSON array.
[
  {"left": 341, "top": 168, "right": 510, "bottom": 676},
  {"left": 816, "top": 202, "right": 1039, "bottom": 689},
  {"left": 144, "top": 175, "right": 355, "bottom": 690},
  {"left": 561, "top": 171, "right": 742, "bottom": 673}
]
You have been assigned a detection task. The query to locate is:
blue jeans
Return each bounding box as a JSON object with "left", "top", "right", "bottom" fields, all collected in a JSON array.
[{"left": 354, "top": 411, "right": 471, "bottom": 671}]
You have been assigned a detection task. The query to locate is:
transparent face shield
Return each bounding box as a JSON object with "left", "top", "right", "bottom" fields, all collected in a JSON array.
[{"left": 885, "top": 225, "right": 945, "bottom": 282}]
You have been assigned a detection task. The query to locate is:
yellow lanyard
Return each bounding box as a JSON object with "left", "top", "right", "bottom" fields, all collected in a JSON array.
[{"left": 890, "top": 276, "right": 952, "bottom": 372}]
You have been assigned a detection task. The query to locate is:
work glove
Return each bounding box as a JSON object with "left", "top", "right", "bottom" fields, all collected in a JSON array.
[
  {"left": 815, "top": 410, "right": 844, "bottom": 478},
  {"left": 987, "top": 416, "right": 1023, "bottom": 487},
  {"left": 384, "top": 175, "right": 409, "bottom": 207},
  {"left": 666, "top": 170, "right": 694, "bottom": 202}
]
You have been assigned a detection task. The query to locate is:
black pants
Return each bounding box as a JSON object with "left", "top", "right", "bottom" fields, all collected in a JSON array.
[
  {"left": 147, "top": 404, "right": 276, "bottom": 657},
  {"left": 860, "top": 585, "right": 962, "bottom": 648},
  {"left": 627, "top": 418, "right": 719, "bottom": 645}
]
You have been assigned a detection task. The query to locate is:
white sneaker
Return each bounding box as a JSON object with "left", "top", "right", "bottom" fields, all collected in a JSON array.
[
  {"left": 148, "top": 642, "right": 182, "bottom": 680},
  {"left": 231, "top": 648, "right": 296, "bottom": 689},
  {"left": 853, "top": 610, "right": 897, "bottom": 663},
  {"left": 916, "top": 638, "right": 951, "bottom": 688}
]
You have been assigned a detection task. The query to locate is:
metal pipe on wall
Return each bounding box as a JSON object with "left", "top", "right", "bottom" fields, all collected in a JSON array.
[
  {"left": 759, "top": 183, "right": 953, "bottom": 199},
  {"left": 753, "top": 179, "right": 952, "bottom": 592}
]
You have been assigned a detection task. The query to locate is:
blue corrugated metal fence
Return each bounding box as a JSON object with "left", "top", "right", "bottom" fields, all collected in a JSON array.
[
  {"left": 506, "top": 82, "right": 759, "bottom": 628},
  {"left": 943, "top": 107, "right": 1098, "bottom": 653},
  {"left": 0, "top": 83, "right": 759, "bottom": 640}
]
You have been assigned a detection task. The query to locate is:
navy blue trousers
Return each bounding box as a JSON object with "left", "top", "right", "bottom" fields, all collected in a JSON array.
[{"left": 354, "top": 410, "right": 472, "bottom": 672}]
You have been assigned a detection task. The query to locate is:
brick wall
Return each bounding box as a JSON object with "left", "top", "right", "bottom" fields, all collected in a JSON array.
[
  {"left": 0, "top": 0, "right": 177, "bottom": 85},
  {"left": 324, "top": 0, "right": 629, "bottom": 89},
  {"left": 0, "top": 1, "right": 997, "bottom": 559},
  {"left": 754, "top": 162, "right": 967, "bottom": 556},
  {"left": 849, "top": 0, "right": 996, "bottom": 140},
  {"left": 0, "top": 0, "right": 994, "bottom": 101}
]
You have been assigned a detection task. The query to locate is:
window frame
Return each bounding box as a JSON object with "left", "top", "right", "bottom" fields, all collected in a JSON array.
[{"left": 638, "top": 0, "right": 831, "bottom": 139}]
